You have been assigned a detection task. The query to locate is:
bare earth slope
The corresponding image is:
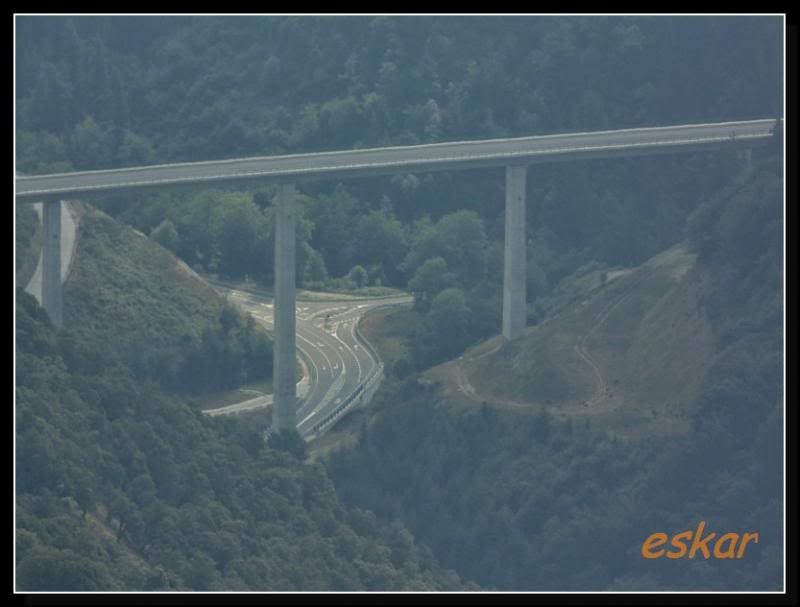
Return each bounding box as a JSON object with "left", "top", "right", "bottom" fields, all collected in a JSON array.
[{"left": 426, "top": 243, "right": 715, "bottom": 437}]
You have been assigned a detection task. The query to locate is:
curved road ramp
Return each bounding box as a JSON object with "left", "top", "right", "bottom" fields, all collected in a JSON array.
[{"left": 201, "top": 283, "right": 411, "bottom": 440}]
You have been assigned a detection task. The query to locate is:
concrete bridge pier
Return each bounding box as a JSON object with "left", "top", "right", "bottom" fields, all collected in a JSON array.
[
  {"left": 273, "top": 183, "right": 298, "bottom": 432},
  {"left": 41, "top": 200, "right": 63, "bottom": 328},
  {"left": 502, "top": 165, "right": 527, "bottom": 340}
]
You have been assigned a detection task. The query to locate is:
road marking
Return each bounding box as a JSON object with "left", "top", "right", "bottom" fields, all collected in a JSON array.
[
  {"left": 348, "top": 316, "right": 366, "bottom": 383},
  {"left": 212, "top": 284, "right": 407, "bottom": 432}
]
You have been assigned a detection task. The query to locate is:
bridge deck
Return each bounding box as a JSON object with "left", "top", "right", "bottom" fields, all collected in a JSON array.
[{"left": 16, "top": 119, "right": 776, "bottom": 201}]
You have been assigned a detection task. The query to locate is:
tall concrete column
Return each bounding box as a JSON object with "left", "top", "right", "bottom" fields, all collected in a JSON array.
[
  {"left": 502, "top": 165, "right": 527, "bottom": 340},
  {"left": 41, "top": 200, "right": 63, "bottom": 328},
  {"left": 273, "top": 183, "right": 297, "bottom": 431}
]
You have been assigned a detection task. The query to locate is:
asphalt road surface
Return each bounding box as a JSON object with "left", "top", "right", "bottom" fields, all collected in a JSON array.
[{"left": 204, "top": 284, "right": 412, "bottom": 436}]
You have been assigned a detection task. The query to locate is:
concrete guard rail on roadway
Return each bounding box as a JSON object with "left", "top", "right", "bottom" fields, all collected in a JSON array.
[
  {"left": 301, "top": 304, "right": 397, "bottom": 439},
  {"left": 304, "top": 363, "right": 384, "bottom": 440}
]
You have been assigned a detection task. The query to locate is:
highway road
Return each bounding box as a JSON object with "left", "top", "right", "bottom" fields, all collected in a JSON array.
[
  {"left": 15, "top": 119, "right": 776, "bottom": 202},
  {"left": 203, "top": 283, "right": 412, "bottom": 437}
]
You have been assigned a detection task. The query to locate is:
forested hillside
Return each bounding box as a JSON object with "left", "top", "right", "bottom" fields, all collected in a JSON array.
[
  {"left": 16, "top": 16, "right": 781, "bottom": 164},
  {"left": 326, "top": 153, "right": 783, "bottom": 591},
  {"left": 16, "top": 289, "right": 464, "bottom": 590}
]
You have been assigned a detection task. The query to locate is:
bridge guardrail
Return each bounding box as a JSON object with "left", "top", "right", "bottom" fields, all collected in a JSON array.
[
  {"left": 303, "top": 299, "right": 412, "bottom": 439},
  {"left": 304, "top": 362, "right": 384, "bottom": 439}
]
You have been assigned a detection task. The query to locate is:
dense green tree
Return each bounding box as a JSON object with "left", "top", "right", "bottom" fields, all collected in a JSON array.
[
  {"left": 428, "top": 288, "right": 472, "bottom": 358},
  {"left": 16, "top": 131, "right": 72, "bottom": 173},
  {"left": 118, "top": 130, "right": 155, "bottom": 166},
  {"left": 348, "top": 265, "right": 368, "bottom": 289},
  {"left": 305, "top": 186, "right": 365, "bottom": 278},
  {"left": 173, "top": 191, "right": 218, "bottom": 269},
  {"left": 210, "top": 193, "right": 264, "bottom": 277},
  {"left": 17, "top": 546, "right": 115, "bottom": 591},
  {"left": 26, "top": 63, "right": 75, "bottom": 133},
  {"left": 304, "top": 248, "right": 329, "bottom": 284},
  {"left": 68, "top": 116, "right": 112, "bottom": 170},
  {"left": 403, "top": 210, "right": 488, "bottom": 287},
  {"left": 267, "top": 429, "right": 307, "bottom": 461},
  {"left": 150, "top": 219, "right": 179, "bottom": 253},
  {"left": 346, "top": 209, "right": 409, "bottom": 284},
  {"left": 407, "top": 257, "right": 457, "bottom": 310}
]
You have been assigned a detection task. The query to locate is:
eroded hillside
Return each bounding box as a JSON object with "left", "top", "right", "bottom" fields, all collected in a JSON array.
[{"left": 426, "top": 243, "right": 718, "bottom": 437}]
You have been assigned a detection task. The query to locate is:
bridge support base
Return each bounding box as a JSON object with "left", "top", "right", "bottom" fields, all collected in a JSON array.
[
  {"left": 42, "top": 200, "right": 63, "bottom": 328},
  {"left": 502, "top": 165, "right": 527, "bottom": 340},
  {"left": 273, "top": 183, "right": 297, "bottom": 432}
]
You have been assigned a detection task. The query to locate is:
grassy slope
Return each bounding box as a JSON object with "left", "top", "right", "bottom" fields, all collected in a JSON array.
[
  {"left": 358, "top": 306, "right": 418, "bottom": 371},
  {"left": 420, "top": 243, "right": 715, "bottom": 437},
  {"left": 62, "top": 202, "right": 226, "bottom": 366}
]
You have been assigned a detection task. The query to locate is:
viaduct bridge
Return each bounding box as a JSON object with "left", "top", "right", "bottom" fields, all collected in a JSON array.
[{"left": 15, "top": 118, "right": 777, "bottom": 432}]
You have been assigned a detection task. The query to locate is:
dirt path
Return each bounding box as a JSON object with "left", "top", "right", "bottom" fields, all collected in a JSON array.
[
  {"left": 571, "top": 265, "right": 653, "bottom": 410},
  {"left": 573, "top": 283, "right": 630, "bottom": 408},
  {"left": 574, "top": 341, "right": 606, "bottom": 407},
  {"left": 446, "top": 263, "right": 655, "bottom": 417}
]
